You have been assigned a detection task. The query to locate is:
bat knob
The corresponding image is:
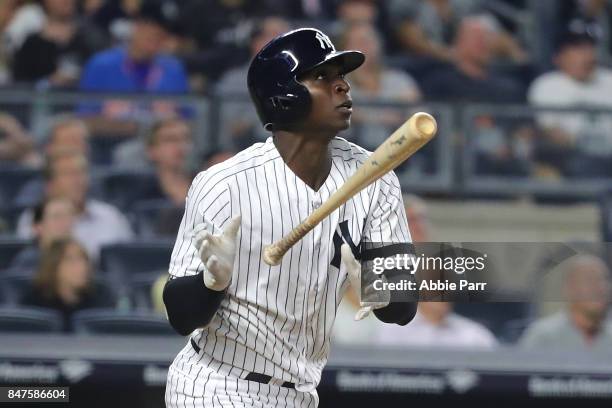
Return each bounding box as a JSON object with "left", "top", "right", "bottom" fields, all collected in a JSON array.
[{"left": 263, "top": 245, "right": 283, "bottom": 266}]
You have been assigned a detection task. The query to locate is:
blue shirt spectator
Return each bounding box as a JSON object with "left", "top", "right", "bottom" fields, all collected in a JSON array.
[
  {"left": 77, "top": 2, "right": 189, "bottom": 133},
  {"left": 79, "top": 46, "right": 188, "bottom": 94}
]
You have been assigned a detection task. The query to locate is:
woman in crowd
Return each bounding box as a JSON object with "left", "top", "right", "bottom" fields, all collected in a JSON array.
[{"left": 20, "top": 237, "right": 115, "bottom": 331}]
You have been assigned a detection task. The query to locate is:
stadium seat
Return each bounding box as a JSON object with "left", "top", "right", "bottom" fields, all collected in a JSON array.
[
  {"left": 0, "top": 306, "right": 63, "bottom": 333},
  {"left": 132, "top": 199, "right": 183, "bottom": 238},
  {"left": 99, "top": 241, "right": 173, "bottom": 280},
  {"left": 98, "top": 170, "right": 158, "bottom": 211},
  {"left": 0, "top": 270, "right": 118, "bottom": 307},
  {"left": 72, "top": 308, "right": 175, "bottom": 335},
  {"left": 0, "top": 269, "right": 34, "bottom": 304},
  {"left": 0, "top": 166, "right": 41, "bottom": 209},
  {"left": 0, "top": 238, "right": 31, "bottom": 270},
  {"left": 0, "top": 284, "right": 8, "bottom": 305},
  {"left": 129, "top": 272, "right": 165, "bottom": 311}
]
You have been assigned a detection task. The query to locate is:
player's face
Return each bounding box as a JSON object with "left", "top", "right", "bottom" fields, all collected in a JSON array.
[{"left": 298, "top": 62, "right": 353, "bottom": 134}]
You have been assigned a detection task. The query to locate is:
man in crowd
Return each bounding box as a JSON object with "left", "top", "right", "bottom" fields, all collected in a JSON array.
[
  {"left": 528, "top": 20, "right": 612, "bottom": 178},
  {"left": 17, "top": 149, "right": 133, "bottom": 259},
  {"left": 215, "top": 16, "right": 290, "bottom": 150},
  {"left": 10, "top": 196, "right": 76, "bottom": 271},
  {"left": 79, "top": 1, "right": 188, "bottom": 136},
  {"left": 12, "top": 0, "right": 107, "bottom": 87},
  {"left": 520, "top": 254, "right": 612, "bottom": 350},
  {"left": 15, "top": 114, "right": 90, "bottom": 208},
  {"left": 422, "top": 15, "right": 525, "bottom": 103}
]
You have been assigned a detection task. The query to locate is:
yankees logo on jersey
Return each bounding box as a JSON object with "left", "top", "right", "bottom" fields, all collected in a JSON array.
[{"left": 165, "top": 136, "right": 410, "bottom": 407}]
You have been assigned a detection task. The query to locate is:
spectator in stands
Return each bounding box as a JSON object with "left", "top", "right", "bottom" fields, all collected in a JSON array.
[
  {"left": 0, "top": 112, "right": 41, "bottom": 167},
  {"left": 422, "top": 16, "right": 525, "bottom": 103},
  {"left": 16, "top": 149, "right": 133, "bottom": 259},
  {"left": 376, "top": 301, "right": 498, "bottom": 348},
  {"left": 336, "top": 0, "right": 380, "bottom": 27},
  {"left": 10, "top": 196, "right": 76, "bottom": 271},
  {"left": 15, "top": 115, "right": 90, "bottom": 208},
  {"left": 0, "top": 0, "right": 21, "bottom": 84},
  {"left": 20, "top": 237, "right": 115, "bottom": 332},
  {"left": 342, "top": 22, "right": 421, "bottom": 149},
  {"left": 12, "top": 0, "right": 107, "bottom": 87},
  {"left": 2, "top": 0, "right": 45, "bottom": 56},
  {"left": 528, "top": 21, "right": 612, "bottom": 178},
  {"left": 264, "top": 0, "right": 335, "bottom": 20},
  {"left": 557, "top": 1, "right": 612, "bottom": 66},
  {"left": 387, "top": 0, "right": 526, "bottom": 62},
  {"left": 520, "top": 254, "right": 612, "bottom": 350},
  {"left": 79, "top": 1, "right": 188, "bottom": 136},
  {"left": 85, "top": 0, "right": 142, "bottom": 44},
  {"left": 142, "top": 116, "right": 193, "bottom": 206},
  {"left": 43, "top": 114, "right": 90, "bottom": 157},
  {"left": 404, "top": 194, "right": 431, "bottom": 242},
  {"left": 177, "top": 0, "right": 270, "bottom": 83},
  {"left": 215, "top": 16, "right": 290, "bottom": 150}
]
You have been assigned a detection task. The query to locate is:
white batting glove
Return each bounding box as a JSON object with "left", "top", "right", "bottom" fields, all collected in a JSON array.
[
  {"left": 341, "top": 244, "right": 390, "bottom": 321},
  {"left": 194, "top": 216, "right": 241, "bottom": 291}
]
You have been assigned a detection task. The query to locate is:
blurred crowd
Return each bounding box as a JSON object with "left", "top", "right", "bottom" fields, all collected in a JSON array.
[
  {"left": 1, "top": 1, "right": 612, "bottom": 174},
  {"left": 1, "top": 0, "right": 612, "bottom": 350}
]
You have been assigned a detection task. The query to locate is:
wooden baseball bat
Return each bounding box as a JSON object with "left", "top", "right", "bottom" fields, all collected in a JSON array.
[{"left": 263, "top": 112, "right": 437, "bottom": 266}]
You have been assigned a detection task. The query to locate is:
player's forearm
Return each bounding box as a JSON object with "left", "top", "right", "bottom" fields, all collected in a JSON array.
[
  {"left": 373, "top": 268, "right": 417, "bottom": 325},
  {"left": 374, "top": 300, "right": 417, "bottom": 325},
  {"left": 163, "top": 272, "right": 226, "bottom": 336}
]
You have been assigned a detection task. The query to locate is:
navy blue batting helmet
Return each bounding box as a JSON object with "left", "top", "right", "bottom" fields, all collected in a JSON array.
[{"left": 247, "top": 28, "right": 365, "bottom": 131}]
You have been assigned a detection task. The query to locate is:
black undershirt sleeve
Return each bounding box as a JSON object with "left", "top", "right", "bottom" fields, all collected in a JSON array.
[
  {"left": 163, "top": 271, "right": 226, "bottom": 336},
  {"left": 361, "top": 243, "right": 418, "bottom": 326}
]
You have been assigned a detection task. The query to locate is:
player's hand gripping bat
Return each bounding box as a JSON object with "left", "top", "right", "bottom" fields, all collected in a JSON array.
[{"left": 263, "top": 112, "right": 437, "bottom": 266}]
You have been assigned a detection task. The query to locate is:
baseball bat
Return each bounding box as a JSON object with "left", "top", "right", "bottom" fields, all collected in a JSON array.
[{"left": 263, "top": 112, "right": 437, "bottom": 266}]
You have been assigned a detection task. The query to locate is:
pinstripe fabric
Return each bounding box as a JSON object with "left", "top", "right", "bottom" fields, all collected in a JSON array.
[{"left": 165, "top": 137, "right": 411, "bottom": 406}]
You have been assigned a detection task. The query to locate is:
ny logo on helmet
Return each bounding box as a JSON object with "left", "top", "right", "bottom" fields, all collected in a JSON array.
[{"left": 315, "top": 32, "right": 334, "bottom": 51}]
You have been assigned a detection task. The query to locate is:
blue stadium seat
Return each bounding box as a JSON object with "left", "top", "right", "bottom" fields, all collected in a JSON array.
[
  {"left": 99, "top": 241, "right": 173, "bottom": 280},
  {"left": 132, "top": 199, "right": 183, "bottom": 238},
  {"left": 130, "top": 272, "right": 165, "bottom": 311},
  {"left": 0, "top": 238, "right": 31, "bottom": 270},
  {"left": 0, "top": 306, "right": 63, "bottom": 333},
  {"left": 72, "top": 309, "right": 175, "bottom": 335}
]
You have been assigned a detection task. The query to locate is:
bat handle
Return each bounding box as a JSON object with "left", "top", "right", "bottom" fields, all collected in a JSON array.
[{"left": 263, "top": 220, "right": 315, "bottom": 265}]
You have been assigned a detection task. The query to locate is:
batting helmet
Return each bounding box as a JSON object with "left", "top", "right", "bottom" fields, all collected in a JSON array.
[{"left": 247, "top": 28, "right": 365, "bottom": 131}]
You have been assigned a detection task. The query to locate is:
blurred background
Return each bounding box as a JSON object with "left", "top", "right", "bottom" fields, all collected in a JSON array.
[{"left": 1, "top": 0, "right": 612, "bottom": 407}]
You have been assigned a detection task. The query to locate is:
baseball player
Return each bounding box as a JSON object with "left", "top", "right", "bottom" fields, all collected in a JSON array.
[{"left": 163, "top": 28, "right": 417, "bottom": 407}]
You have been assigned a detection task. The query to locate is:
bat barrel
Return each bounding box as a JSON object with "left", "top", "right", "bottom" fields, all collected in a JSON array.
[{"left": 408, "top": 112, "right": 437, "bottom": 142}]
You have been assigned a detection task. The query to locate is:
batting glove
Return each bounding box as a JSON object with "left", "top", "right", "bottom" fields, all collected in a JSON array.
[
  {"left": 341, "top": 244, "right": 391, "bottom": 321},
  {"left": 195, "top": 216, "right": 241, "bottom": 291}
]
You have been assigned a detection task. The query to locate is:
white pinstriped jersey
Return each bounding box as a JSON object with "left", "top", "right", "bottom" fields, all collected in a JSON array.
[{"left": 168, "top": 136, "right": 411, "bottom": 392}]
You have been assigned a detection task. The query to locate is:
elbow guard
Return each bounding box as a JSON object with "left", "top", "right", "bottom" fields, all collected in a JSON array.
[{"left": 163, "top": 272, "right": 226, "bottom": 336}]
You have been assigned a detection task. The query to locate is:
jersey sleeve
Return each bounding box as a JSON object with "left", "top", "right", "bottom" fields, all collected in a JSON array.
[
  {"left": 362, "top": 171, "right": 412, "bottom": 245},
  {"left": 168, "top": 172, "right": 232, "bottom": 278}
]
